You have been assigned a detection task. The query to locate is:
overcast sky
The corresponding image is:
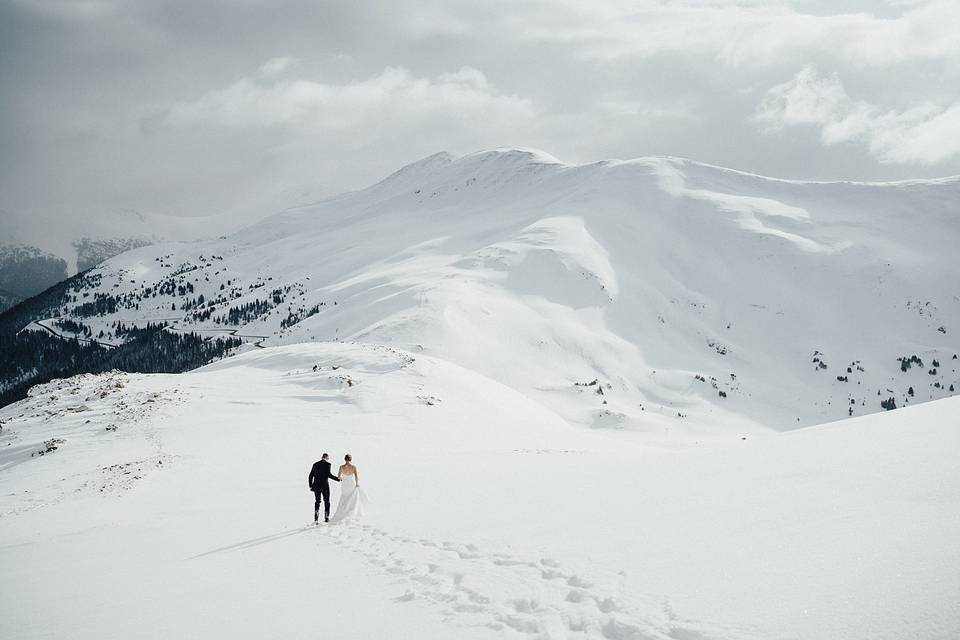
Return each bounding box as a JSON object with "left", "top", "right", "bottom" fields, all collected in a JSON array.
[{"left": 2, "top": 0, "right": 959, "bottom": 245}]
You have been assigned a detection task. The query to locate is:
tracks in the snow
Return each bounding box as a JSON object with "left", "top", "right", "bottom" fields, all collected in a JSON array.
[{"left": 318, "top": 523, "right": 744, "bottom": 640}]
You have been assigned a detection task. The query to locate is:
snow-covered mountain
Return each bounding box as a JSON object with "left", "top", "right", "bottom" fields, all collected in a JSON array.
[
  {"left": 41, "top": 148, "right": 959, "bottom": 434},
  {"left": 0, "top": 244, "right": 68, "bottom": 311},
  {"left": 0, "top": 206, "right": 271, "bottom": 308},
  {"left": 1, "top": 182, "right": 331, "bottom": 274},
  {"left": 3, "top": 149, "right": 959, "bottom": 640}
]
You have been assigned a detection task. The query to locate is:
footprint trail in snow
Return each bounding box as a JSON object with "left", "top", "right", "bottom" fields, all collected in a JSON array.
[{"left": 318, "top": 523, "right": 753, "bottom": 640}]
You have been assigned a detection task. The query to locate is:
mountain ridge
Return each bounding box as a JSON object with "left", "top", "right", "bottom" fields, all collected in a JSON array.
[
  {"left": 3, "top": 148, "right": 957, "bottom": 433},
  {"left": 384, "top": 147, "right": 960, "bottom": 188}
]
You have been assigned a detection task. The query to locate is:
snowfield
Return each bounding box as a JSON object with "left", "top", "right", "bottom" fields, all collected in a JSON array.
[
  {"left": 2, "top": 343, "right": 959, "bottom": 640},
  {"left": 4, "top": 149, "right": 959, "bottom": 639}
]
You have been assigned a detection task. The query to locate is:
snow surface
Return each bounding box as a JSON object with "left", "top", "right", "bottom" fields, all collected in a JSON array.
[
  {"left": 5, "top": 149, "right": 959, "bottom": 638},
  {"left": 2, "top": 343, "right": 959, "bottom": 639},
  {"left": 54, "top": 148, "right": 959, "bottom": 433}
]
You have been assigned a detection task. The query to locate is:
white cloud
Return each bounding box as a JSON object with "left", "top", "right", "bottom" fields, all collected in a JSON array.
[
  {"left": 756, "top": 66, "right": 960, "bottom": 165},
  {"left": 257, "top": 57, "right": 299, "bottom": 79},
  {"left": 503, "top": 0, "right": 960, "bottom": 67},
  {"left": 162, "top": 64, "right": 535, "bottom": 143},
  {"left": 5, "top": 0, "right": 960, "bottom": 239}
]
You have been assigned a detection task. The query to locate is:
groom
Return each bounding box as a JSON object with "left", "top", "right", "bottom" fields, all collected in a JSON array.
[{"left": 308, "top": 453, "right": 341, "bottom": 523}]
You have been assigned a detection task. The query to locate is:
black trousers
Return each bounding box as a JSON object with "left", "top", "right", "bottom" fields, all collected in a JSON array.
[{"left": 313, "top": 486, "right": 331, "bottom": 519}]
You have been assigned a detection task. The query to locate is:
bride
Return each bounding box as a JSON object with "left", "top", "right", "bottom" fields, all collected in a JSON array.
[{"left": 329, "top": 453, "right": 367, "bottom": 524}]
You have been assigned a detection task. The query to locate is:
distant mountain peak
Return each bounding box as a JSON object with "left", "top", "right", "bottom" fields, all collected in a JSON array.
[{"left": 460, "top": 147, "right": 566, "bottom": 165}]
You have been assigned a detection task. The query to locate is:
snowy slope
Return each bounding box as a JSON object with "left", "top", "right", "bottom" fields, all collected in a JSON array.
[
  {"left": 43, "top": 148, "right": 960, "bottom": 433},
  {"left": 2, "top": 343, "right": 958, "bottom": 640}
]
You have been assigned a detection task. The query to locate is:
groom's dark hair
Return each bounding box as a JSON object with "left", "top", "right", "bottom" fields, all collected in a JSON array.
[{"left": 322, "top": 453, "right": 329, "bottom": 460}]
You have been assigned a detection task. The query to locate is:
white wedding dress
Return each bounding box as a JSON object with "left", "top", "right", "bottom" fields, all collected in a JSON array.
[{"left": 329, "top": 473, "right": 367, "bottom": 524}]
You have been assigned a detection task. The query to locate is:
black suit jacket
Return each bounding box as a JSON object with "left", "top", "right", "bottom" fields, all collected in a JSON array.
[{"left": 309, "top": 459, "right": 340, "bottom": 492}]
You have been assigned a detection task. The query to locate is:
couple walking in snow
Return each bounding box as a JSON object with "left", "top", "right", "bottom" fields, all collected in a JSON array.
[{"left": 308, "top": 453, "right": 366, "bottom": 524}]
